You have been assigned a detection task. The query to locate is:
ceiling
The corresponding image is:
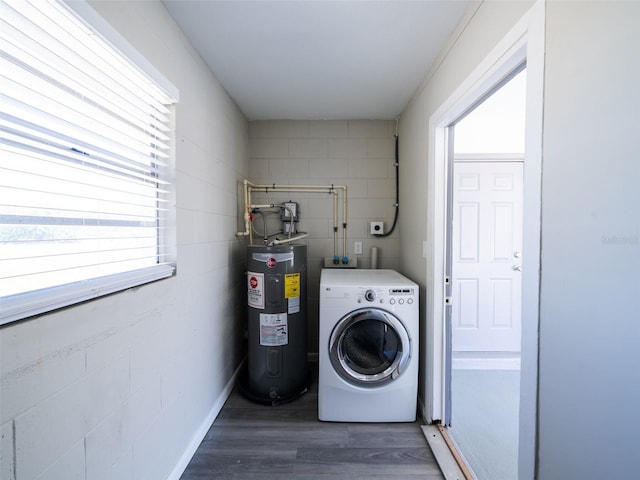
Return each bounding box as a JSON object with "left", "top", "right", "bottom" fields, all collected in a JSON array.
[{"left": 162, "top": 1, "right": 471, "bottom": 121}]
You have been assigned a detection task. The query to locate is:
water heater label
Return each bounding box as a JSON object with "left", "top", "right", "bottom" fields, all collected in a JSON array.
[
  {"left": 288, "top": 296, "right": 300, "bottom": 314},
  {"left": 259, "top": 313, "right": 288, "bottom": 346},
  {"left": 247, "top": 271, "right": 264, "bottom": 309},
  {"left": 284, "top": 273, "right": 300, "bottom": 298}
]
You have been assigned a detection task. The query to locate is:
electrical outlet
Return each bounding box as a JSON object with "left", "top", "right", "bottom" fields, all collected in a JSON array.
[
  {"left": 354, "top": 241, "right": 363, "bottom": 255},
  {"left": 370, "top": 221, "right": 384, "bottom": 235}
]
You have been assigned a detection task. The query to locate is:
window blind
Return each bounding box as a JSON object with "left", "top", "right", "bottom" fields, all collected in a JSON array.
[{"left": 0, "top": 0, "right": 177, "bottom": 323}]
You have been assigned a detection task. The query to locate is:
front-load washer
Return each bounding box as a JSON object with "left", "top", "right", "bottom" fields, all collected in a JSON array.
[{"left": 318, "top": 269, "right": 419, "bottom": 422}]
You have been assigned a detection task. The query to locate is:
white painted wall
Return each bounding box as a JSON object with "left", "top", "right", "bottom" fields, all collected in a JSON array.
[
  {"left": 0, "top": 2, "right": 248, "bottom": 479},
  {"left": 538, "top": 2, "right": 640, "bottom": 478},
  {"left": 402, "top": 0, "right": 640, "bottom": 477},
  {"left": 247, "top": 120, "right": 400, "bottom": 353}
]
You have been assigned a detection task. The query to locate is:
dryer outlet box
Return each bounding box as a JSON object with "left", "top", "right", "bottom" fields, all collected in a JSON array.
[{"left": 370, "top": 221, "right": 384, "bottom": 235}]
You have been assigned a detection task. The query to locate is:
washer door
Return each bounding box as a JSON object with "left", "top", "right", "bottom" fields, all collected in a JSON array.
[{"left": 329, "top": 308, "right": 411, "bottom": 387}]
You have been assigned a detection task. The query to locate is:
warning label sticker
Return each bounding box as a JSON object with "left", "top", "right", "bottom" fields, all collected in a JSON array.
[
  {"left": 288, "top": 296, "right": 300, "bottom": 314},
  {"left": 284, "top": 273, "right": 300, "bottom": 298},
  {"left": 247, "top": 272, "right": 264, "bottom": 309},
  {"left": 259, "top": 313, "right": 288, "bottom": 346}
]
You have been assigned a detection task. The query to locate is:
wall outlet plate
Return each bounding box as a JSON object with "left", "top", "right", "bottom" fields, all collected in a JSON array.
[{"left": 370, "top": 221, "right": 384, "bottom": 235}]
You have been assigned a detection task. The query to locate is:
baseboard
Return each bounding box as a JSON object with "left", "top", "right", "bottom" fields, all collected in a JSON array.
[{"left": 167, "top": 357, "right": 246, "bottom": 480}]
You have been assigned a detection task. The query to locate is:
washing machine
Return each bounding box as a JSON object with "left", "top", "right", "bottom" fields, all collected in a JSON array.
[{"left": 318, "top": 269, "right": 419, "bottom": 422}]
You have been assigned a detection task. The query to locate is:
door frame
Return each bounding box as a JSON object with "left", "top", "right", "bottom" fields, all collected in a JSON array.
[{"left": 424, "top": 2, "right": 545, "bottom": 478}]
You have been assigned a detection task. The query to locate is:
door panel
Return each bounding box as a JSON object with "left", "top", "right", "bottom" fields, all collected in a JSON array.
[
  {"left": 452, "top": 161, "right": 523, "bottom": 353},
  {"left": 456, "top": 278, "right": 479, "bottom": 328},
  {"left": 459, "top": 203, "right": 480, "bottom": 261}
]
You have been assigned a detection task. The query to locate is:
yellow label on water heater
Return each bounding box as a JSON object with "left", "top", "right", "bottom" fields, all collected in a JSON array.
[{"left": 284, "top": 273, "right": 300, "bottom": 298}]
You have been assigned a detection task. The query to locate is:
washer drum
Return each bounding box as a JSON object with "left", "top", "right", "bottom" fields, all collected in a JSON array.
[{"left": 244, "top": 244, "right": 309, "bottom": 404}]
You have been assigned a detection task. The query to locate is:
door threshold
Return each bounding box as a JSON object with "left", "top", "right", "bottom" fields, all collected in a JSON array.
[{"left": 421, "top": 424, "right": 474, "bottom": 480}]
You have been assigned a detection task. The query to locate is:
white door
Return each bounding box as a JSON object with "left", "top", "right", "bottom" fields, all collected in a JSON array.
[{"left": 451, "top": 160, "right": 523, "bottom": 353}]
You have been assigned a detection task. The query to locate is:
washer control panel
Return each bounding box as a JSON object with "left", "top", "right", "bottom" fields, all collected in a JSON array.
[{"left": 356, "top": 286, "right": 416, "bottom": 305}]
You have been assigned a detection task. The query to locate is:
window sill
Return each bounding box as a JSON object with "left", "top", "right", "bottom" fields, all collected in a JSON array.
[{"left": 0, "top": 264, "right": 175, "bottom": 326}]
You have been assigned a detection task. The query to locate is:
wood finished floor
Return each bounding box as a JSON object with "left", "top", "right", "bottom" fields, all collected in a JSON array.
[{"left": 180, "top": 364, "right": 444, "bottom": 480}]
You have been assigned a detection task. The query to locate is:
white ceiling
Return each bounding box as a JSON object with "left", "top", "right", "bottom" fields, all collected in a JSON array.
[{"left": 162, "top": 1, "right": 471, "bottom": 120}]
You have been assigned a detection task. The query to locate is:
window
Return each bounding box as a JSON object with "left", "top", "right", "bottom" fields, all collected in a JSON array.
[{"left": 0, "top": 0, "right": 178, "bottom": 324}]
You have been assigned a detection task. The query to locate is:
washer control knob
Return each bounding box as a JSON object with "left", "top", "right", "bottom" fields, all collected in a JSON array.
[
  {"left": 365, "top": 289, "right": 376, "bottom": 302},
  {"left": 390, "top": 299, "right": 396, "bottom": 305},
  {"left": 408, "top": 298, "right": 413, "bottom": 304}
]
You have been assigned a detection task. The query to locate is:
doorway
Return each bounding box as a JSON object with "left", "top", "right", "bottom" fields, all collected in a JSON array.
[
  {"left": 423, "top": 4, "right": 544, "bottom": 478},
  {"left": 446, "top": 68, "right": 526, "bottom": 480}
]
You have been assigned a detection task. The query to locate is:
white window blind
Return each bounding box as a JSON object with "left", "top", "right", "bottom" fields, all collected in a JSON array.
[{"left": 0, "top": 0, "right": 178, "bottom": 324}]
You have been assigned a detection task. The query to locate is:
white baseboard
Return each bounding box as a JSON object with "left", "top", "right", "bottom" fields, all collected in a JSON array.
[{"left": 167, "top": 357, "right": 246, "bottom": 480}]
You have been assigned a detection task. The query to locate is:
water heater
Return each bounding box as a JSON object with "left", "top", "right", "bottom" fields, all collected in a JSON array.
[{"left": 241, "top": 244, "right": 309, "bottom": 405}]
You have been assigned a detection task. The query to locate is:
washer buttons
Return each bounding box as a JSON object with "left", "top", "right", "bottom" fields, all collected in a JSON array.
[
  {"left": 399, "top": 299, "right": 404, "bottom": 305},
  {"left": 408, "top": 298, "right": 413, "bottom": 304},
  {"left": 390, "top": 299, "right": 396, "bottom": 305}
]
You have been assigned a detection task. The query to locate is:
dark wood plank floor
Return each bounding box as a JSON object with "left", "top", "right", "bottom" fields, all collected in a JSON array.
[{"left": 180, "top": 364, "right": 444, "bottom": 480}]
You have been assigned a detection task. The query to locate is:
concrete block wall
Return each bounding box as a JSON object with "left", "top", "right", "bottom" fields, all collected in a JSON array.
[
  {"left": 0, "top": 2, "right": 248, "bottom": 479},
  {"left": 247, "top": 120, "right": 400, "bottom": 354}
]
